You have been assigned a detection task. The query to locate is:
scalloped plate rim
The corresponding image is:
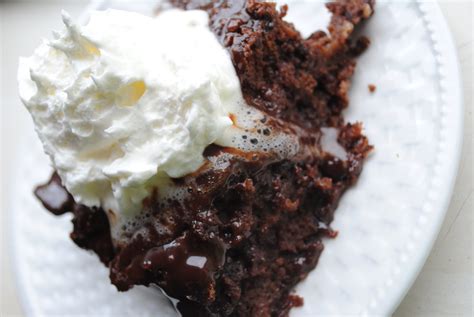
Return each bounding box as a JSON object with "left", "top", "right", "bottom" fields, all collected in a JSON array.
[{"left": 8, "top": 1, "right": 464, "bottom": 316}]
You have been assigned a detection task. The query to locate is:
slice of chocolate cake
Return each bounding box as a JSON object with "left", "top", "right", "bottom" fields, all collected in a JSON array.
[{"left": 27, "top": 1, "right": 374, "bottom": 316}]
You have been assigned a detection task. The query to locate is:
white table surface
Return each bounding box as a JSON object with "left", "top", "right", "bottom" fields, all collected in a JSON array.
[{"left": 0, "top": 1, "right": 472, "bottom": 316}]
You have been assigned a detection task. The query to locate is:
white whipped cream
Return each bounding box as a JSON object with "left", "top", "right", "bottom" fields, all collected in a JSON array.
[
  {"left": 18, "top": 9, "right": 299, "bottom": 222},
  {"left": 18, "top": 9, "right": 242, "bottom": 215}
]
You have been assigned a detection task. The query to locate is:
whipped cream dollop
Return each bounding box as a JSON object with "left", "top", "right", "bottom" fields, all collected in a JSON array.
[
  {"left": 19, "top": 9, "right": 299, "bottom": 220},
  {"left": 18, "top": 9, "right": 245, "bottom": 215}
]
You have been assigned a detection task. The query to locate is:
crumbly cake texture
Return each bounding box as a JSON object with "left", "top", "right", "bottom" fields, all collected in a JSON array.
[{"left": 35, "top": 1, "right": 374, "bottom": 316}]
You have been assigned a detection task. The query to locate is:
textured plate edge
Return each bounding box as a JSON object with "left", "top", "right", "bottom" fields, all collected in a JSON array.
[
  {"left": 8, "top": 1, "right": 465, "bottom": 316},
  {"left": 7, "top": 2, "right": 110, "bottom": 317},
  {"left": 9, "top": 183, "right": 34, "bottom": 317},
  {"left": 380, "top": 0, "right": 465, "bottom": 315}
]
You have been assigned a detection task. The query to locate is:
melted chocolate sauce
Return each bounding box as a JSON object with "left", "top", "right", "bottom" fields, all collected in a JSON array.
[{"left": 142, "top": 232, "right": 226, "bottom": 302}]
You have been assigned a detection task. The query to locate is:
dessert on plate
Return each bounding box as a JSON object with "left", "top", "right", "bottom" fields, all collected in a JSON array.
[{"left": 18, "top": 0, "right": 374, "bottom": 316}]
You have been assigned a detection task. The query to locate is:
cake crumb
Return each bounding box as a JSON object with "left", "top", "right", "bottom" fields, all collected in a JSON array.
[
  {"left": 288, "top": 295, "right": 304, "bottom": 308},
  {"left": 368, "top": 84, "right": 376, "bottom": 93}
]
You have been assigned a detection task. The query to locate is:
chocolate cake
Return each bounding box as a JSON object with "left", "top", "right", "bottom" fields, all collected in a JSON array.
[{"left": 35, "top": 1, "right": 374, "bottom": 316}]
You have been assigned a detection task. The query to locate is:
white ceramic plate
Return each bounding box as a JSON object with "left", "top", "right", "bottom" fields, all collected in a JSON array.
[{"left": 10, "top": 0, "right": 463, "bottom": 316}]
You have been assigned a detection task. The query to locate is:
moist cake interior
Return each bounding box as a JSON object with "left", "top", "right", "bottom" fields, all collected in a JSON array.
[{"left": 35, "top": 1, "right": 374, "bottom": 316}]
